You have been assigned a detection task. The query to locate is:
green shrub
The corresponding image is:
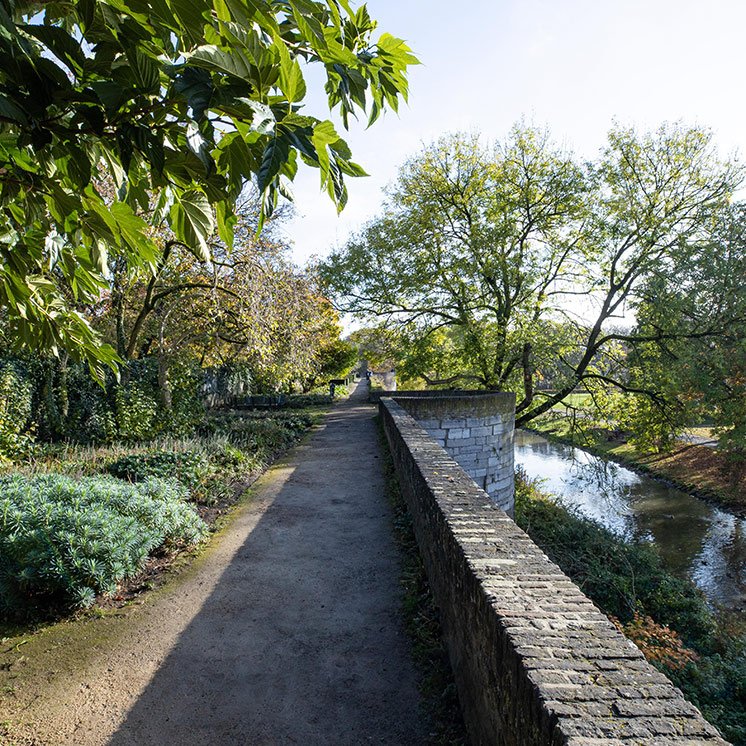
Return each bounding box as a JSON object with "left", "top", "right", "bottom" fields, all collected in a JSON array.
[
  {"left": 0, "top": 474, "right": 206, "bottom": 619},
  {"left": 0, "top": 359, "right": 35, "bottom": 460},
  {"left": 107, "top": 450, "right": 211, "bottom": 488},
  {"left": 114, "top": 381, "right": 160, "bottom": 442},
  {"left": 200, "top": 411, "right": 314, "bottom": 455},
  {"left": 285, "top": 393, "right": 332, "bottom": 408}
]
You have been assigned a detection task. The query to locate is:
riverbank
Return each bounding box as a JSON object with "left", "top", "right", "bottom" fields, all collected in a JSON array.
[
  {"left": 514, "top": 473, "right": 746, "bottom": 745},
  {"left": 530, "top": 415, "right": 746, "bottom": 515}
]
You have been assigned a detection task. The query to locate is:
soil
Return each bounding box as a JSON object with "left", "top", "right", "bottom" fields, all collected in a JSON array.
[
  {"left": 0, "top": 382, "right": 428, "bottom": 745},
  {"left": 633, "top": 441, "right": 746, "bottom": 512}
]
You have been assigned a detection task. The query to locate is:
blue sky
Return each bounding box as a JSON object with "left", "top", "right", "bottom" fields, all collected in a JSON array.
[{"left": 284, "top": 0, "right": 746, "bottom": 264}]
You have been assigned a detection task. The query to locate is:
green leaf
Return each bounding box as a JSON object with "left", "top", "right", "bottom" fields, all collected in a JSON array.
[
  {"left": 274, "top": 30, "right": 307, "bottom": 104},
  {"left": 169, "top": 189, "right": 215, "bottom": 261},
  {"left": 216, "top": 200, "right": 237, "bottom": 248},
  {"left": 0, "top": 94, "right": 28, "bottom": 124},
  {"left": 256, "top": 133, "right": 290, "bottom": 194},
  {"left": 173, "top": 66, "right": 214, "bottom": 120},
  {"left": 21, "top": 24, "right": 86, "bottom": 75},
  {"left": 278, "top": 56, "right": 306, "bottom": 104},
  {"left": 127, "top": 48, "right": 161, "bottom": 93},
  {"left": 186, "top": 45, "right": 255, "bottom": 82}
]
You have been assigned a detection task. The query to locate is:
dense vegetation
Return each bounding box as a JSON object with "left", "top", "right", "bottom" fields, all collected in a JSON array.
[
  {"left": 0, "top": 402, "right": 325, "bottom": 624},
  {"left": 514, "top": 472, "right": 746, "bottom": 744},
  {"left": 0, "top": 0, "right": 416, "bottom": 374}
]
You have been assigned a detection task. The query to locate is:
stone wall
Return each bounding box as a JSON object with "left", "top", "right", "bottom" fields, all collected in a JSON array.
[
  {"left": 379, "top": 397, "right": 727, "bottom": 746},
  {"left": 393, "top": 393, "right": 515, "bottom": 514}
]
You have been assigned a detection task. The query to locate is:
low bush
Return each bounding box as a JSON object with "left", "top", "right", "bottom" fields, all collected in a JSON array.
[
  {"left": 514, "top": 472, "right": 746, "bottom": 744},
  {"left": 0, "top": 474, "right": 206, "bottom": 620},
  {"left": 285, "top": 394, "right": 332, "bottom": 409},
  {"left": 200, "top": 411, "right": 314, "bottom": 454},
  {"left": 107, "top": 450, "right": 211, "bottom": 488}
]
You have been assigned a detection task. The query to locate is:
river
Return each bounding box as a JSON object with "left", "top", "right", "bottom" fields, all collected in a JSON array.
[{"left": 515, "top": 430, "right": 746, "bottom": 612}]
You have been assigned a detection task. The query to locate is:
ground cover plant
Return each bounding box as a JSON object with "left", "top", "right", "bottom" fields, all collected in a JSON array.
[
  {"left": 0, "top": 400, "right": 328, "bottom": 628},
  {"left": 514, "top": 472, "right": 746, "bottom": 744},
  {"left": 107, "top": 450, "right": 211, "bottom": 488},
  {"left": 0, "top": 475, "right": 206, "bottom": 621}
]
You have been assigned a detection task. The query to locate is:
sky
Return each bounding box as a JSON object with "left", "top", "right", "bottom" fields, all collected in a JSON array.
[{"left": 282, "top": 0, "right": 746, "bottom": 265}]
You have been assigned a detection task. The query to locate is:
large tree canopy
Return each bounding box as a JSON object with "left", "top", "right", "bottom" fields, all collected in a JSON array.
[
  {"left": 319, "top": 124, "right": 742, "bottom": 426},
  {"left": 0, "top": 0, "right": 416, "bottom": 376}
]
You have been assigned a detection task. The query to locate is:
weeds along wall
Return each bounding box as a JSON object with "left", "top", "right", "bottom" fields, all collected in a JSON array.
[{"left": 379, "top": 396, "right": 726, "bottom": 746}]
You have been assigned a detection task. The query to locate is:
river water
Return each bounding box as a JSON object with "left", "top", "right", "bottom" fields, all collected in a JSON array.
[{"left": 514, "top": 430, "right": 746, "bottom": 612}]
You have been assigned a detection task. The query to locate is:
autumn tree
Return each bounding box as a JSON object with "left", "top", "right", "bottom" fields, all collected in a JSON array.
[
  {"left": 320, "top": 124, "right": 740, "bottom": 426},
  {"left": 96, "top": 195, "right": 349, "bottom": 401}
]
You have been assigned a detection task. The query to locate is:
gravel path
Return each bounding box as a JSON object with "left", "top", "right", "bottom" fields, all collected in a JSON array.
[{"left": 3, "top": 383, "right": 428, "bottom": 745}]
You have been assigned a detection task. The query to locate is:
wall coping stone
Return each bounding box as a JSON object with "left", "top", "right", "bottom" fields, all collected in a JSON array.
[
  {"left": 393, "top": 392, "right": 515, "bottom": 419},
  {"left": 379, "top": 397, "right": 727, "bottom": 746}
]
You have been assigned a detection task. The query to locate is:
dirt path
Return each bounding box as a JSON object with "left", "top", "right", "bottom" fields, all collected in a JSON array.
[{"left": 1, "top": 383, "right": 428, "bottom": 745}]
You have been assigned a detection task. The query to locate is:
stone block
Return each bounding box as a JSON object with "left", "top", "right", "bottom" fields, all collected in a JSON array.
[{"left": 469, "top": 425, "right": 493, "bottom": 438}]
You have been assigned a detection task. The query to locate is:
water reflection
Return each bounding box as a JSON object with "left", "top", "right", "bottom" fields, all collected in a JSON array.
[{"left": 515, "top": 430, "right": 746, "bottom": 612}]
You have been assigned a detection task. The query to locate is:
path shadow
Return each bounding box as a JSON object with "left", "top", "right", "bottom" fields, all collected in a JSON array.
[{"left": 108, "top": 401, "right": 427, "bottom": 746}]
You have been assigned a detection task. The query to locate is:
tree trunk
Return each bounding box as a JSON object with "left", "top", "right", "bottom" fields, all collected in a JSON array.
[{"left": 158, "top": 353, "right": 173, "bottom": 413}]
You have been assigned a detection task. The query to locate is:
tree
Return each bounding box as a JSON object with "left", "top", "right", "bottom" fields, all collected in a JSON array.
[
  {"left": 319, "top": 124, "right": 741, "bottom": 426},
  {"left": 95, "top": 194, "right": 350, "bottom": 398},
  {"left": 0, "top": 0, "right": 416, "bottom": 377},
  {"left": 628, "top": 204, "right": 746, "bottom": 458}
]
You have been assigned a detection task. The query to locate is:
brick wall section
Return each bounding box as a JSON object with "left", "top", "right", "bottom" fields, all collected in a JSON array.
[
  {"left": 393, "top": 393, "right": 515, "bottom": 515},
  {"left": 379, "top": 397, "right": 727, "bottom": 746}
]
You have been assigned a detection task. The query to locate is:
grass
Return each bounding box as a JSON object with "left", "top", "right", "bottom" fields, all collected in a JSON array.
[
  {"left": 531, "top": 413, "right": 746, "bottom": 512},
  {"left": 377, "top": 420, "right": 468, "bottom": 745}
]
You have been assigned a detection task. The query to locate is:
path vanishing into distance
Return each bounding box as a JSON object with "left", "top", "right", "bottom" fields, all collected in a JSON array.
[{"left": 2, "top": 382, "right": 429, "bottom": 745}]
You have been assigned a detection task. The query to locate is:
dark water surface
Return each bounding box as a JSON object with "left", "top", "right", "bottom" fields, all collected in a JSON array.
[{"left": 515, "top": 430, "right": 746, "bottom": 612}]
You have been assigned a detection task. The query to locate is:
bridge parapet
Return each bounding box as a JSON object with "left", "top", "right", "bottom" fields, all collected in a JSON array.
[{"left": 379, "top": 395, "right": 727, "bottom": 746}]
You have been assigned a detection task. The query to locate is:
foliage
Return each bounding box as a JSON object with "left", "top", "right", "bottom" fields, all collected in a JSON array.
[
  {"left": 320, "top": 124, "right": 740, "bottom": 427},
  {"left": 303, "top": 336, "right": 357, "bottom": 391},
  {"left": 514, "top": 472, "right": 746, "bottom": 743},
  {"left": 101, "top": 199, "right": 351, "bottom": 397},
  {"left": 0, "top": 358, "right": 35, "bottom": 459},
  {"left": 628, "top": 204, "right": 746, "bottom": 461},
  {"left": 284, "top": 393, "right": 333, "bottom": 408},
  {"left": 202, "top": 410, "right": 314, "bottom": 453},
  {"left": 107, "top": 450, "right": 210, "bottom": 488},
  {"left": 16, "top": 354, "right": 204, "bottom": 446},
  {"left": 0, "top": 474, "right": 206, "bottom": 619},
  {"left": 0, "top": 0, "right": 416, "bottom": 374},
  {"left": 613, "top": 612, "right": 699, "bottom": 670},
  {"left": 114, "top": 379, "right": 159, "bottom": 441}
]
